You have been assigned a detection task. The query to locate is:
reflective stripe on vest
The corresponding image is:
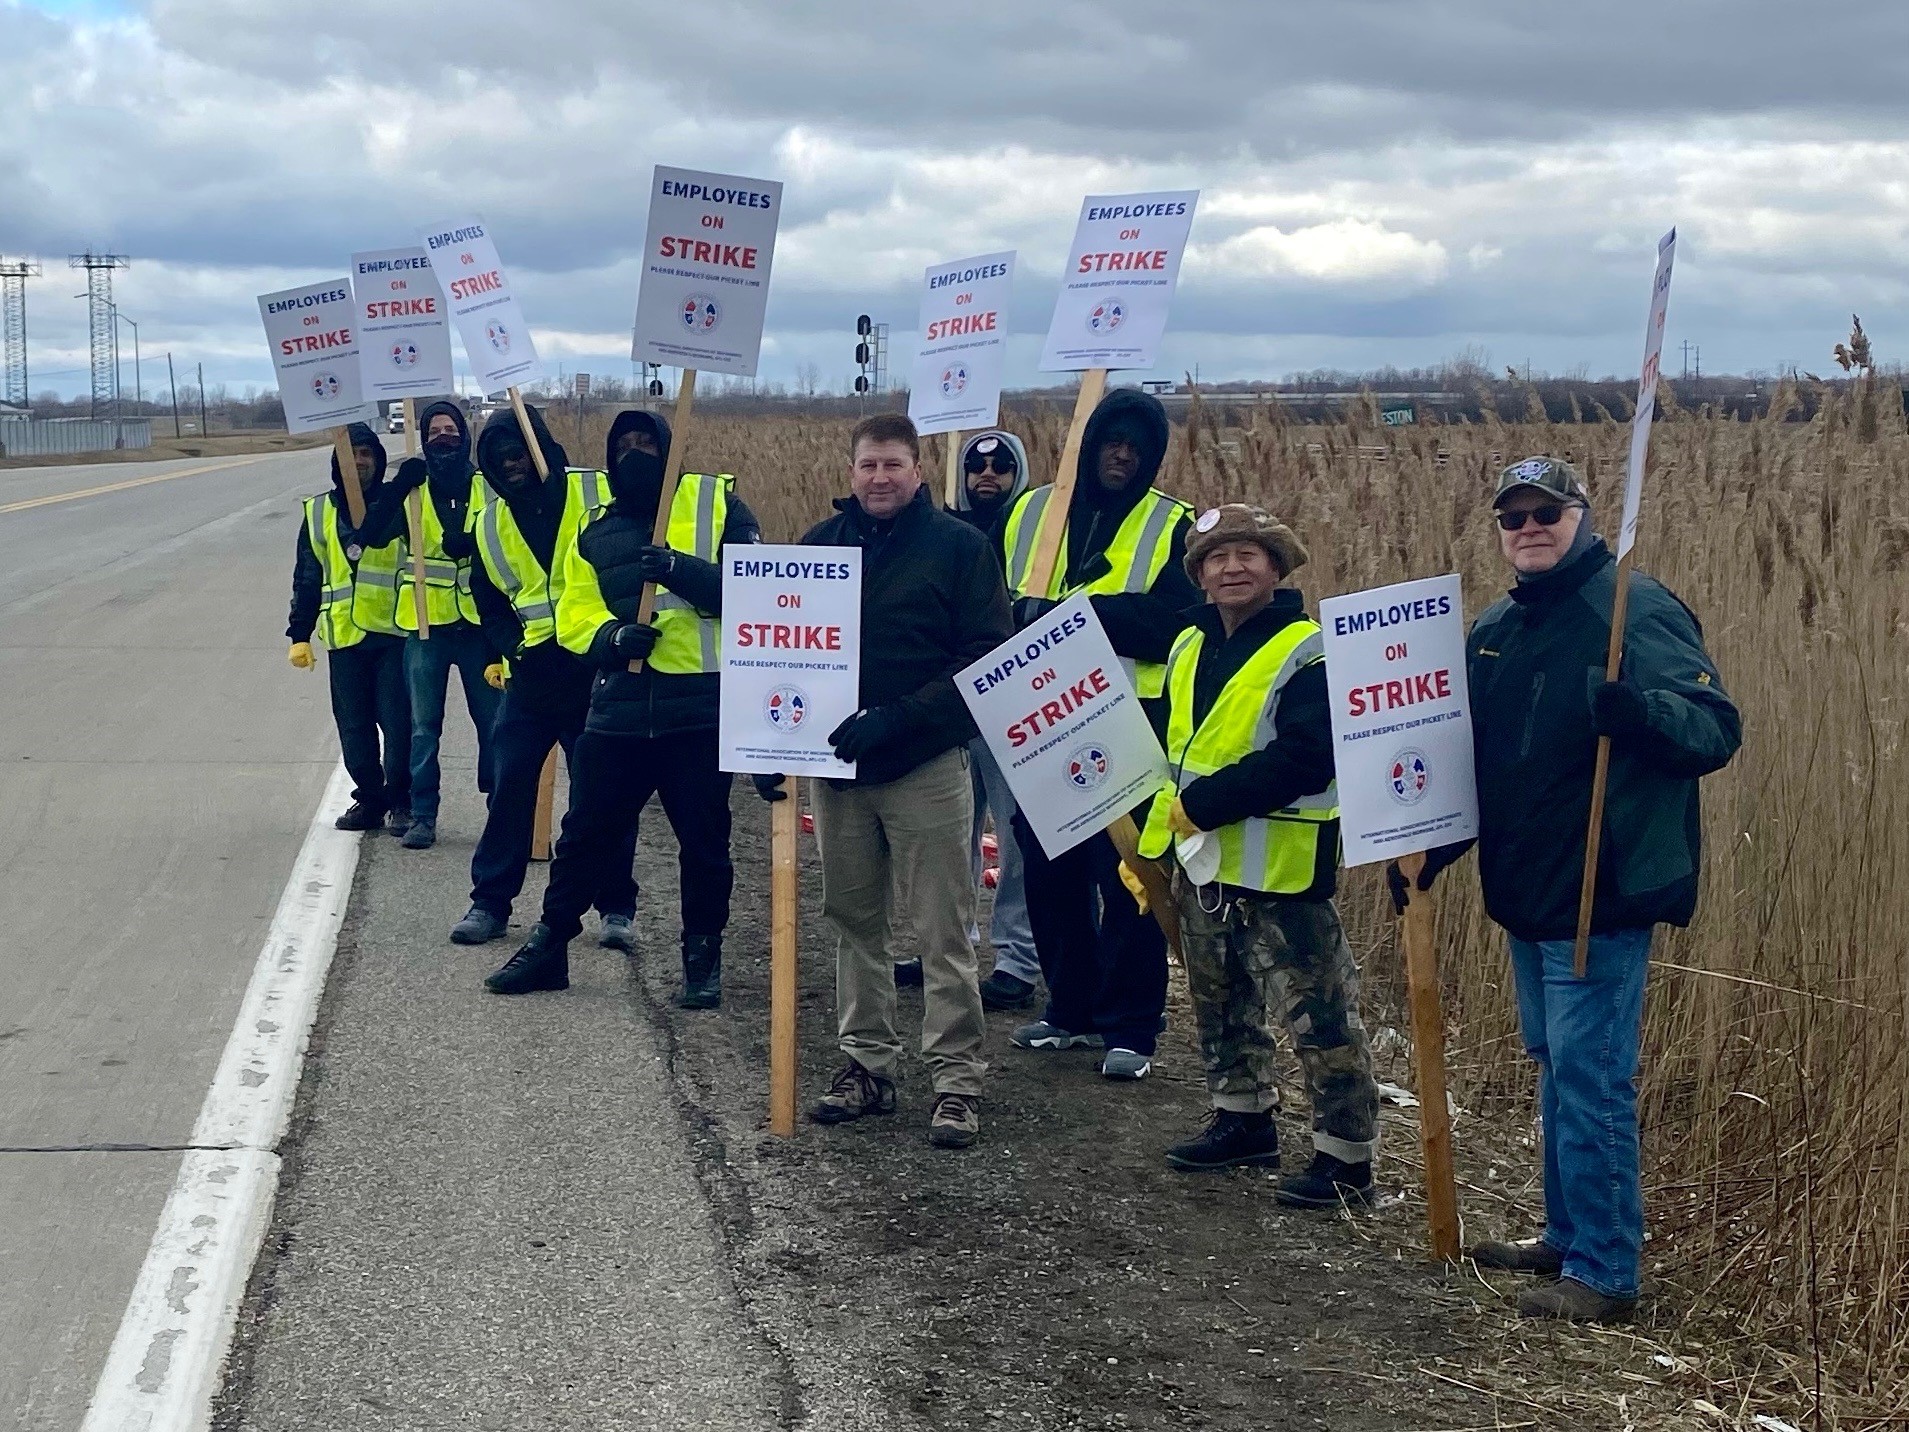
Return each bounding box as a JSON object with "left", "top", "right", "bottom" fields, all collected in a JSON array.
[
  {"left": 397, "top": 482, "right": 480, "bottom": 630},
  {"left": 1137, "top": 619, "right": 1339, "bottom": 893},
  {"left": 1000, "top": 485, "right": 1189, "bottom": 698},
  {"left": 648, "top": 472, "right": 730, "bottom": 675},
  {"left": 303, "top": 492, "right": 401, "bottom": 650},
  {"left": 475, "top": 469, "right": 608, "bottom": 650}
]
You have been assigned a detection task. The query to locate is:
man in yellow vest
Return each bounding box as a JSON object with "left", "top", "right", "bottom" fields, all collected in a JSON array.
[
  {"left": 361, "top": 400, "right": 502, "bottom": 850},
  {"left": 286, "top": 422, "right": 412, "bottom": 832},
  {"left": 1136, "top": 504, "right": 1382, "bottom": 1207},
  {"left": 447, "top": 403, "right": 639, "bottom": 951},
  {"left": 484, "top": 408, "right": 760, "bottom": 1007},
  {"left": 998, "top": 387, "right": 1197, "bottom": 1080}
]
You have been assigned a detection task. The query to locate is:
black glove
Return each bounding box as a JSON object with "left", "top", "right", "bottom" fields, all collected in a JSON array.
[
  {"left": 609, "top": 622, "right": 660, "bottom": 661},
  {"left": 1012, "top": 595, "right": 1059, "bottom": 630},
  {"left": 392, "top": 456, "right": 429, "bottom": 494},
  {"left": 752, "top": 772, "right": 788, "bottom": 803},
  {"left": 827, "top": 708, "right": 900, "bottom": 763},
  {"left": 635, "top": 545, "right": 677, "bottom": 585},
  {"left": 1384, "top": 841, "right": 1472, "bottom": 915},
  {"left": 1591, "top": 680, "right": 1651, "bottom": 739}
]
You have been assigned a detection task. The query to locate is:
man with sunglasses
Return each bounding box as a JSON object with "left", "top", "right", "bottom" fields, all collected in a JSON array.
[{"left": 1392, "top": 455, "right": 1740, "bottom": 1324}]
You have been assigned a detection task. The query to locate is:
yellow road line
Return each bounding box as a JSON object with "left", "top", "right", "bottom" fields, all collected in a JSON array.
[{"left": 0, "top": 454, "right": 286, "bottom": 516}]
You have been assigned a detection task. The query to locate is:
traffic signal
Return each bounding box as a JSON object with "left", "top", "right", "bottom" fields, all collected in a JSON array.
[{"left": 856, "top": 314, "right": 872, "bottom": 337}]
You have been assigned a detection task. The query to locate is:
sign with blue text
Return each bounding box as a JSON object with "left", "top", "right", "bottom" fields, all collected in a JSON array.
[
  {"left": 1039, "top": 190, "right": 1199, "bottom": 372},
  {"left": 907, "top": 251, "right": 1015, "bottom": 436},
  {"left": 350, "top": 247, "right": 454, "bottom": 401},
  {"left": 419, "top": 217, "right": 543, "bottom": 395},
  {"left": 257, "top": 279, "right": 371, "bottom": 434},
  {"left": 719, "top": 545, "right": 862, "bottom": 777},
  {"left": 632, "top": 165, "right": 784, "bottom": 377}
]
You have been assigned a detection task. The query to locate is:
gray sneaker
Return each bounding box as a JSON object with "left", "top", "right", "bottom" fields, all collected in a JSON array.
[
  {"left": 400, "top": 818, "right": 436, "bottom": 850},
  {"left": 1010, "top": 1021, "right": 1103, "bottom": 1051},
  {"left": 1099, "top": 1047, "right": 1152, "bottom": 1080},
  {"left": 597, "top": 914, "right": 636, "bottom": 952},
  {"left": 450, "top": 906, "right": 507, "bottom": 945}
]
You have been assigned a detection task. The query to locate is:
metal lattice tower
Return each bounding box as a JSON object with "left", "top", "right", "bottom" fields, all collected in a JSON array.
[
  {"left": 69, "top": 252, "right": 129, "bottom": 419},
  {"left": 0, "top": 258, "right": 38, "bottom": 410}
]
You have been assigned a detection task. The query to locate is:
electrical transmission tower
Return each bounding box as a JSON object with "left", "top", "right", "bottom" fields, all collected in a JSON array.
[
  {"left": 69, "top": 252, "right": 129, "bottom": 420},
  {"left": 0, "top": 257, "right": 39, "bottom": 410}
]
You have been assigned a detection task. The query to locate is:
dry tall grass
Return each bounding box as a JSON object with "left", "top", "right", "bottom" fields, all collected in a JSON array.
[{"left": 565, "top": 391, "right": 1908, "bottom": 1425}]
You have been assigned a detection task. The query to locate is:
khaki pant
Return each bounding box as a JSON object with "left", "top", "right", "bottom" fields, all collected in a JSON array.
[{"left": 812, "top": 748, "right": 986, "bottom": 1096}]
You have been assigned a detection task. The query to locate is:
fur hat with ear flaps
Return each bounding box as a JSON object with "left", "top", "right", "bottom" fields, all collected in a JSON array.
[{"left": 1183, "top": 503, "right": 1308, "bottom": 581}]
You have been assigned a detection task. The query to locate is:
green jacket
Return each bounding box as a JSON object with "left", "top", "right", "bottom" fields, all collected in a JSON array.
[{"left": 1465, "top": 540, "right": 1741, "bottom": 941}]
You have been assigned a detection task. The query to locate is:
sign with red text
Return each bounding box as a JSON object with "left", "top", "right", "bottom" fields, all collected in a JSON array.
[
  {"left": 1319, "top": 573, "right": 1478, "bottom": 867},
  {"left": 350, "top": 247, "right": 455, "bottom": 401},
  {"left": 1040, "top": 190, "right": 1199, "bottom": 372},
  {"left": 907, "top": 250, "right": 1015, "bottom": 436},
  {"left": 959, "top": 594, "right": 1167, "bottom": 858},
  {"left": 719, "top": 545, "right": 862, "bottom": 777},
  {"left": 632, "top": 165, "right": 784, "bottom": 377},
  {"left": 257, "top": 279, "right": 372, "bottom": 434},
  {"left": 419, "top": 217, "right": 543, "bottom": 394},
  {"left": 1618, "top": 227, "right": 1677, "bottom": 558}
]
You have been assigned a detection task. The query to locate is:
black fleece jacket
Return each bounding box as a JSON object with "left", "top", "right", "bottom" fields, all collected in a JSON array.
[
  {"left": 1169, "top": 592, "right": 1340, "bottom": 902},
  {"left": 287, "top": 422, "right": 389, "bottom": 642}
]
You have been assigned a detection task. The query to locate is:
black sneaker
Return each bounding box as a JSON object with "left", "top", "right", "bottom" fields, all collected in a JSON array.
[
  {"left": 385, "top": 807, "right": 413, "bottom": 836},
  {"left": 400, "top": 818, "right": 437, "bottom": 850},
  {"left": 1165, "top": 1109, "right": 1280, "bottom": 1172},
  {"left": 334, "top": 801, "right": 384, "bottom": 832},
  {"left": 810, "top": 1060, "right": 897, "bottom": 1124},
  {"left": 678, "top": 935, "right": 722, "bottom": 1010},
  {"left": 1469, "top": 1236, "right": 1565, "bottom": 1278},
  {"left": 484, "top": 924, "right": 569, "bottom": 995},
  {"left": 892, "top": 958, "right": 923, "bottom": 989},
  {"left": 450, "top": 906, "right": 507, "bottom": 945},
  {"left": 1274, "top": 1152, "right": 1377, "bottom": 1209},
  {"left": 978, "top": 970, "right": 1036, "bottom": 1010}
]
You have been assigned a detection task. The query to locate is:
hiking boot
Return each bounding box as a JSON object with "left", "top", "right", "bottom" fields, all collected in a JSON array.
[
  {"left": 1517, "top": 1276, "right": 1637, "bottom": 1324},
  {"left": 334, "top": 801, "right": 384, "bottom": 832},
  {"left": 1165, "top": 1109, "right": 1280, "bottom": 1172},
  {"left": 484, "top": 924, "right": 569, "bottom": 995},
  {"left": 979, "top": 970, "right": 1037, "bottom": 1010},
  {"left": 450, "top": 906, "right": 507, "bottom": 945},
  {"left": 678, "top": 934, "right": 722, "bottom": 1010},
  {"left": 400, "top": 817, "right": 437, "bottom": 850},
  {"left": 385, "top": 807, "right": 413, "bottom": 836},
  {"left": 1469, "top": 1236, "right": 1565, "bottom": 1278},
  {"left": 928, "top": 1092, "right": 980, "bottom": 1149},
  {"left": 1099, "top": 1047, "right": 1152, "bottom": 1080},
  {"left": 1275, "top": 1152, "right": 1378, "bottom": 1209},
  {"left": 892, "top": 958, "right": 923, "bottom": 989},
  {"left": 597, "top": 913, "right": 636, "bottom": 953},
  {"left": 809, "top": 1060, "right": 897, "bottom": 1124},
  {"left": 1010, "top": 1020, "right": 1102, "bottom": 1051}
]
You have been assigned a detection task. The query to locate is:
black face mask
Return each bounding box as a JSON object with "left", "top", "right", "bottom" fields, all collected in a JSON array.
[
  {"left": 611, "top": 447, "right": 665, "bottom": 510},
  {"left": 424, "top": 431, "right": 467, "bottom": 473}
]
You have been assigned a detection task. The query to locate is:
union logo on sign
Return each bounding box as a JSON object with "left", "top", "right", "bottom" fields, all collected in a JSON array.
[
  {"left": 311, "top": 372, "right": 340, "bottom": 399},
  {"left": 682, "top": 295, "right": 721, "bottom": 333},
  {"left": 1086, "top": 298, "right": 1127, "bottom": 334},
  {"left": 390, "top": 343, "right": 420, "bottom": 369},
  {"left": 486, "top": 321, "right": 511, "bottom": 354},
  {"left": 940, "top": 364, "right": 968, "bottom": 397},
  {"left": 1067, "top": 744, "right": 1111, "bottom": 791},
  {"left": 1388, "top": 748, "right": 1430, "bottom": 805},
  {"left": 764, "top": 686, "right": 807, "bottom": 730}
]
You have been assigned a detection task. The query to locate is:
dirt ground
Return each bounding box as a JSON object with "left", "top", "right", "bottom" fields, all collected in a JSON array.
[{"left": 0, "top": 429, "right": 317, "bottom": 468}]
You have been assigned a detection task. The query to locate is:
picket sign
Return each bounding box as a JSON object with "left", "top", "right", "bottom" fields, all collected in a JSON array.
[
  {"left": 1573, "top": 228, "right": 1677, "bottom": 977},
  {"left": 400, "top": 397, "right": 430, "bottom": 638}
]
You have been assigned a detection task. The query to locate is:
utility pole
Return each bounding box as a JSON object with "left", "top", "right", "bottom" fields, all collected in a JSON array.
[
  {"left": 68, "top": 253, "right": 129, "bottom": 423},
  {"left": 196, "top": 361, "right": 208, "bottom": 434},
  {"left": 0, "top": 257, "right": 41, "bottom": 410},
  {"left": 1680, "top": 339, "right": 1696, "bottom": 383},
  {"left": 167, "top": 352, "right": 181, "bottom": 438}
]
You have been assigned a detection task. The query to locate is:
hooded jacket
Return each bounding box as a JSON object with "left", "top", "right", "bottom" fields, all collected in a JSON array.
[
  {"left": 953, "top": 429, "right": 1032, "bottom": 557},
  {"left": 354, "top": 399, "right": 477, "bottom": 555},
  {"left": 287, "top": 422, "right": 391, "bottom": 642},
  {"left": 566, "top": 407, "right": 762, "bottom": 737}
]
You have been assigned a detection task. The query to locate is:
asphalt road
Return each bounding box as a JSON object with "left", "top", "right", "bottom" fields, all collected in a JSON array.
[{"left": 0, "top": 449, "right": 339, "bottom": 1429}]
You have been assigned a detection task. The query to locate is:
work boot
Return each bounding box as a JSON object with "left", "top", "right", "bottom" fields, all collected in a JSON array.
[
  {"left": 334, "top": 801, "right": 384, "bottom": 832},
  {"left": 892, "top": 958, "right": 923, "bottom": 989},
  {"left": 1275, "top": 1152, "right": 1378, "bottom": 1209},
  {"left": 450, "top": 906, "right": 507, "bottom": 945},
  {"left": 810, "top": 1060, "right": 897, "bottom": 1124},
  {"left": 1165, "top": 1109, "right": 1281, "bottom": 1172},
  {"left": 678, "top": 934, "right": 722, "bottom": 1010},
  {"left": 400, "top": 817, "right": 437, "bottom": 850},
  {"left": 928, "top": 1092, "right": 980, "bottom": 1149},
  {"left": 1469, "top": 1236, "right": 1565, "bottom": 1278},
  {"left": 385, "top": 806, "right": 413, "bottom": 836},
  {"left": 484, "top": 924, "right": 569, "bottom": 995},
  {"left": 597, "top": 914, "right": 636, "bottom": 953},
  {"left": 1517, "top": 1277, "right": 1637, "bottom": 1324},
  {"left": 979, "top": 970, "right": 1037, "bottom": 1011}
]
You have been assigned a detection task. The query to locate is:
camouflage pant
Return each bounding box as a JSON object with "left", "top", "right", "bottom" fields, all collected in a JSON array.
[{"left": 1174, "top": 885, "right": 1381, "bottom": 1163}]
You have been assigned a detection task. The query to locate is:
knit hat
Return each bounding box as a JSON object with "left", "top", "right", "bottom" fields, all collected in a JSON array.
[{"left": 1184, "top": 504, "right": 1309, "bottom": 580}]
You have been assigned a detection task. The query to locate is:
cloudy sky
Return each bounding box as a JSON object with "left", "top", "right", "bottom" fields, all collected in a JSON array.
[{"left": 4, "top": 0, "right": 1906, "bottom": 402}]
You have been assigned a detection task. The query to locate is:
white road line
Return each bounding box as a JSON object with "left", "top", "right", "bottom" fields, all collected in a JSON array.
[{"left": 80, "top": 761, "right": 359, "bottom": 1432}]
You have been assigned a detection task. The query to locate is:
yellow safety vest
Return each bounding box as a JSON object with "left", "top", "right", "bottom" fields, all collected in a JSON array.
[
  {"left": 557, "top": 472, "right": 731, "bottom": 675},
  {"left": 470, "top": 468, "right": 610, "bottom": 651},
  {"left": 396, "top": 480, "right": 481, "bottom": 631},
  {"left": 1137, "top": 617, "right": 1340, "bottom": 894},
  {"left": 302, "top": 491, "right": 401, "bottom": 650},
  {"left": 1000, "top": 484, "right": 1191, "bottom": 698}
]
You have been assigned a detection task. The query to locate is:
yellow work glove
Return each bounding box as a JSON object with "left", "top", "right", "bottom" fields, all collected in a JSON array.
[
  {"left": 288, "top": 641, "right": 315, "bottom": 671},
  {"left": 1117, "top": 860, "right": 1150, "bottom": 914},
  {"left": 484, "top": 661, "right": 509, "bottom": 690},
  {"left": 1167, "top": 797, "right": 1202, "bottom": 840}
]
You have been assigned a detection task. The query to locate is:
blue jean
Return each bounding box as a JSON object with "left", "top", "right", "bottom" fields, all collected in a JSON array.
[
  {"left": 1510, "top": 928, "right": 1652, "bottom": 1298},
  {"left": 404, "top": 623, "right": 501, "bottom": 821},
  {"left": 968, "top": 737, "right": 1038, "bottom": 985}
]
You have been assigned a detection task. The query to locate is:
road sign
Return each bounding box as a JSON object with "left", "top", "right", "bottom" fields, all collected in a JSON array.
[{"left": 574, "top": 372, "right": 591, "bottom": 397}]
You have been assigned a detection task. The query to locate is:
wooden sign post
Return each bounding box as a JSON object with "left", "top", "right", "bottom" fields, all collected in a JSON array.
[
  {"left": 505, "top": 384, "right": 561, "bottom": 861},
  {"left": 1398, "top": 850, "right": 1461, "bottom": 1262},
  {"left": 769, "top": 775, "right": 801, "bottom": 1136},
  {"left": 329, "top": 426, "right": 367, "bottom": 526},
  {"left": 625, "top": 368, "right": 698, "bottom": 674},
  {"left": 942, "top": 430, "right": 963, "bottom": 510},
  {"left": 401, "top": 396, "right": 431, "bottom": 638}
]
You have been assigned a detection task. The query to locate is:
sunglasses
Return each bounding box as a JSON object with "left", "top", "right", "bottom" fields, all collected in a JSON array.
[
  {"left": 964, "top": 451, "right": 1018, "bottom": 477},
  {"left": 1496, "top": 502, "right": 1576, "bottom": 532}
]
